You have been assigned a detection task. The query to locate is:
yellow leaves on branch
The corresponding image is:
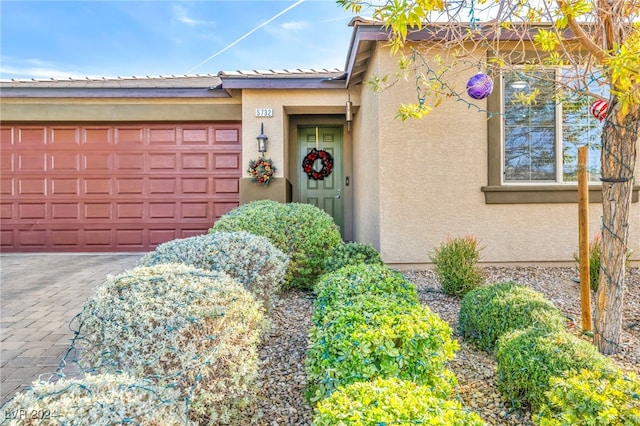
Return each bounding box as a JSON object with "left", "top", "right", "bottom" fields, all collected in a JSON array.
[
  {"left": 605, "top": 24, "right": 640, "bottom": 114},
  {"left": 396, "top": 103, "right": 433, "bottom": 121}
]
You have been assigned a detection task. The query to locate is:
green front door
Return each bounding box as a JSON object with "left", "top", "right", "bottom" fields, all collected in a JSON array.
[{"left": 299, "top": 126, "right": 343, "bottom": 234}]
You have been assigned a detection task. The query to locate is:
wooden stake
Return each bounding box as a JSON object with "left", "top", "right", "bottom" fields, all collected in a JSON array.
[{"left": 578, "top": 146, "right": 592, "bottom": 332}]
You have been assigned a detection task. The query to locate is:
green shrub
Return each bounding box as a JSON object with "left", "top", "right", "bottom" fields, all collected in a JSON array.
[
  {"left": 535, "top": 369, "right": 640, "bottom": 426},
  {"left": 495, "top": 327, "right": 616, "bottom": 412},
  {"left": 314, "top": 377, "right": 486, "bottom": 426},
  {"left": 2, "top": 373, "right": 187, "bottom": 426},
  {"left": 306, "top": 297, "right": 459, "bottom": 403},
  {"left": 459, "top": 282, "right": 567, "bottom": 352},
  {"left": 430, "top": 235, "right": 486, "bottom": 297},
  {"left": 313, "top": 264, "right": 417, "bottom": 322},
  {"left": 138, "top": 231, "right": 288, "bottom": 312},
  {"left": 573, "top": 233, "right": 633, "bottom": 292},
  {"left": 323, "top": 242, "right": 382, "bottom": 274},
  {"left": 74, "top": 264, "right": 264, "bottom": 425},
  {"left": 573, "top": 233, "right": 603, "bottom": 292},
  {"left": 210, "top": 200, "right": 342, "bottom": 289}
]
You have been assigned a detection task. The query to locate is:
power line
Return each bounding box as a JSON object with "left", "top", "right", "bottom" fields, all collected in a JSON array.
[{"left": 185, "top": 0, "right": 305, "bottom": 74}]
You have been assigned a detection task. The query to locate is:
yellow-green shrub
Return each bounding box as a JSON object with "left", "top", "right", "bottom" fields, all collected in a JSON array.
[
  {"left": 496, "top": 327, "right": 616, "bottom": 411},
  {"left": 313, "top": 264, "right": 417, "bottom": 322},
  {"left": 535, "top": 369, "right": 640, "bottom": 426},
  {"left": 314, "top": 377, "right": 486, "bottom": 426},
  {"left": 306, "top": 296, "right": 459, "bottom": 403}
]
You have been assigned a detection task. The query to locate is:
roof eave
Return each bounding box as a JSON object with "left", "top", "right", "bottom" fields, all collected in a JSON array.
[
  {"left": 219, "top": 77, "right": 346, "bottom": 90},
  {"left": 0, "top": 87, "right": 230, "bottom": 98}
]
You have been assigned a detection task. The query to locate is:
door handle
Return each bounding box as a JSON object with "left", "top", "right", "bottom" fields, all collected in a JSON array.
[{"left": 334, "top": 194, "right": 341, "bottom": 199}]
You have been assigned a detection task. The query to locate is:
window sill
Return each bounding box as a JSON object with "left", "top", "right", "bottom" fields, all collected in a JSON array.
[{"left": 481, "top": 185, "right": 640, "bottom": 204}]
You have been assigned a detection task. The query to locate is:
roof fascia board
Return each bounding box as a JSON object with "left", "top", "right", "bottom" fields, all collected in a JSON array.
[
  {"left": 344, "top": 25, "right": 388, "bottom": 87},
  {"left": 220, "top": 78, "right": 346, "bottom": 90},
  {"left": 0, "top": 87, "right": 230, "bottom": 98}
]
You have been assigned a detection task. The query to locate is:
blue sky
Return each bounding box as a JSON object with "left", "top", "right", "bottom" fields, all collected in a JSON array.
[{"left": 1, "top": 0, "right": 361, "bottom": 80}]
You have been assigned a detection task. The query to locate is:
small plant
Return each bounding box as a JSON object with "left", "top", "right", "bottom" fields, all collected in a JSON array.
[
  {"left": 138, "top": 231, "right": 288, "bottom": 312},
  {"left": 210, "top": 200, "right": 342, "bottom": 289},
  {"left": 2, "top": 373, "right": 188, "bottom": 426},
  {"left": 573, "top": 233, "right": 602, "bottom": 292},
  {"left": 495, "top": 327, "right": 616, "bottom": 412},
  {"left": 313, "top": 264, "right": 417, "bottom": 322},
  {"left": 573, "top": 233, "right": 633, "bottom": 292},
  {"left": 323, "top": 242, "right": 383, "bottom": 274},
  {"left": 431, "top": 234, "right": 486, "bottom": 297},
  {"left": 536, "top": 369, "right": 640, "bottom": 426},
  {"left": 459, "top": 282, "right": 566, "bottom": 352},
  {"left": 313, "top": 377, "right": 486, "bottom": 426},
  {"left": 74, "top": 264, "right": 264, "bottom": 425},
  {"left": 306, "top": 295, "right": 459, "bottom": 402}
]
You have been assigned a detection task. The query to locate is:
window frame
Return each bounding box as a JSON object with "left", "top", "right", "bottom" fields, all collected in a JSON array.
[{"left": 482, "top": 68, "right": 638, "bottom": 204}]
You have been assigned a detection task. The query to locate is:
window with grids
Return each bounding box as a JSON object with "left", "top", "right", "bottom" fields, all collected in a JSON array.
[{"left": 502, "top": 69, "right": 604, "bottom": 184}]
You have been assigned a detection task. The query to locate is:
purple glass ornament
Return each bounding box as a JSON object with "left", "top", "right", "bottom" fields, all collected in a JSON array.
[{"left": 466, "top": 73, "right": 494, "bottom": 100}]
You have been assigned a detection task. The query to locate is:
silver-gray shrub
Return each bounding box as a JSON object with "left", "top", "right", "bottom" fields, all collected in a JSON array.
[
  {"left": 72, "top": 264, "right": 264, "bottom": 425},
  {"left": 3, "top": 373, "right": 190, "bottom": 426},
  {"left": 138, "top": 231, "right": 288, "bottom": 312}
]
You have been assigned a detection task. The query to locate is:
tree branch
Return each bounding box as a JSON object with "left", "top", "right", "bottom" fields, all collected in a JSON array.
[{"left": 557, "top": 0, "right": 611, "bottom": 63}]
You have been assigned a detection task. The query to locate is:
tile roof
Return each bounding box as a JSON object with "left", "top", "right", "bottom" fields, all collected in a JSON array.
[
  {"left": 218, "top": 68, "right": 344, "bottom": 79},
  {"left": 0, "top": 74, "right": 222, "bottom": 89}
]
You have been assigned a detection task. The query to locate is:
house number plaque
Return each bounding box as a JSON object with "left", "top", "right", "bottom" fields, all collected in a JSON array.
[{"left": 255, "top": 108, "right": 273, "bottom": 117}]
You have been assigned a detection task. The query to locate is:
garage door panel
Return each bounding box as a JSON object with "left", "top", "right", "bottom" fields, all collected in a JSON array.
[
  {"left": 117, "top": 154, "right": 145, "bottom": 170},
  {"left": 115, "top": 128, "right": 145, "bottom": 145},
  {"left": 19, "top": 203, "right": 46, "bottom": 219},
  {"left": 84, "top": 153, "right": 113, "bottom": 171},
  {"left": 85, "top": 179, "right": 112, "bottom": 195},
  {"left": 182, "top": 178, "right": 208, "bottom": 194},
  {"left": 51, "top": 153, "right": 80, "bottom": 171},
  {"left": 150, "top": 229, "right": 178, "bottom": 244},
  {"left": 1, "top": 178, "right": 13, "bottom": 196},
  {"left": 182, "top": 128, "right": 208, "bottom": 145},
  {"left": 51, "top": 229, "right": 79, "bottom": 247},
  {"left": 84, "top": 128, "right": 112, "bottom": 145},
  {"left": 50, "top": 128, "right": 80, "bottom": 145},
  {"left": 149, "top": 153, "right": 177, "bottom": 170},
  {"left": 52, "top": 178, "right": 80, "bottom": 195},
  {"left": 213, "top": 179, "right": 239, "bottom": 193},
  {"left": 182, "top": 153, "right": 208, "bottom": 170},
  {"left": 19, "top": 179, "right": 46, "bottom": 195},
  {"left": 17, "top": 128, "right": 47, "bottom": 146},
  {"left": 116, "top": 178, "right": 144, "bottom": 195},
  {"left": 149, "top": 178, "right": 176, "bottom": 194},
  {"left": 1, "top": 123, "right": 240, "bottom": 252},
  {"left": 214, "top": 154, "right": 240, "bottom": 169},
  {"left": 214, "top": 128, "right": 239, "bottom": 143},
  {"left": 18, "top": 154, "right": 46, "bottom": 171},
  {"left": 52, "top": 203, "right": 79, "bottom": 219}
]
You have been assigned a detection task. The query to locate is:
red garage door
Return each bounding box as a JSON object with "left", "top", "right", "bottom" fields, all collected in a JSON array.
[{"left": 0, "top": 123, "right": 241, "bottom": 252}]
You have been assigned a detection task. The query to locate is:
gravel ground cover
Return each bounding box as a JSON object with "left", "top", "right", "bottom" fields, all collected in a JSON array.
[{"left": 241, "top": 267, "right": 640, "bottom": 425}]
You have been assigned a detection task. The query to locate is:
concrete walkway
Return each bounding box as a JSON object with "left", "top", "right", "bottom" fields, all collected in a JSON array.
[{"left": 0, "top": 253, "right": 143, "bottom": 407}]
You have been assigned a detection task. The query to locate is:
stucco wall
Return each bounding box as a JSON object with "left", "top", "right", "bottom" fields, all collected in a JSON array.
[
  {"left": 0, "top": 98, "right": 241, "bottom": 122},
  {"left": 351, "top": 47, "right": 382, "bottom": 248},
  {"left": 240, "top": 89, "right": 351, "bottom": 179},
  {"left": 366, "top": 44, "right": 640, "bottom": 265}
]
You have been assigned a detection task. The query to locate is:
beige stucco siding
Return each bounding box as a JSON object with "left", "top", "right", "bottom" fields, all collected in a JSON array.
[
  {"left": 368, "top": 45, "right": 639, "bottom": 265},
  {"left": 351, "top": 46, "right": 382, "bottom": 247},
  {"left": 0, "top": 98, "right": 242, "bottom": 122},
  {"left": 240, "top": 89, "right": 351, "bottom": 179}
]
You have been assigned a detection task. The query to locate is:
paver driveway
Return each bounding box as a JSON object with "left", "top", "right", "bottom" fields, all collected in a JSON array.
[{"left": 0, "top": 253, "right": 144, "bottom": 407}]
